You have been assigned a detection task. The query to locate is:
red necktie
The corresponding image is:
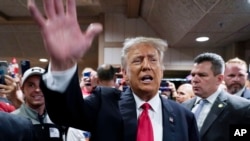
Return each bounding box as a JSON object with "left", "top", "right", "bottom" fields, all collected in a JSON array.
[{"left": 137, "top": 103, "right": 154, "bottom": 141}]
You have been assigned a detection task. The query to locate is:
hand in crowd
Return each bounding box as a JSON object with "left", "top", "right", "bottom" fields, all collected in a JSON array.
[
  {"left": 90, "top": 73, "right": 98, "bottom": 88},
  {"left": 167, "top": 81, "right": 177, "bottom": 99},
  {"left": 0, "top": 75, "right": 17, "bottom": 95},
  {"left": 28, "top": 0, "right": 103, "bottom": 71},
  {"left": 0, "top": 75, "right": 23, "bottom": 108},
  {"left": 168, "top": 82, "right": 176, "bottom": 94}
]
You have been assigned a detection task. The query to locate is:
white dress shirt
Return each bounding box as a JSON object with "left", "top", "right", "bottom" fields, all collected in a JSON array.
[{"left": 42, "top": 63, "right": 77, "bottom": 92}]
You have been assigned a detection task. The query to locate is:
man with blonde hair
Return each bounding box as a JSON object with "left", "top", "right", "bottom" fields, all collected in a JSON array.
[{"left": 224, "top": 57, "right": 250, "bottom": 99}]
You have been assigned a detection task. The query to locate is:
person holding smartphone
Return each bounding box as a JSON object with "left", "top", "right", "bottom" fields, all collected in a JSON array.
[
  {"left": 80, "top": 67, "right": 97, "bottom": 98},
  {"left": 160, "top": 80, "right": 177, "bottom": 100},
  {"left": 0, "top": 74, "right": 22, "bottom": 112},
  {"left": 0, "top": 62, "right": 35, "bottom": 141}
]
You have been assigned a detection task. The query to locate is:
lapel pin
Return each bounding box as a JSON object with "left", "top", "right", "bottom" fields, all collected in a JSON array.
[
  {"left": 169, "top": 117, "right": 174, "bottom": 123},
  {"left": 218, "top": 104, "right": 223, "bottom": 108}
]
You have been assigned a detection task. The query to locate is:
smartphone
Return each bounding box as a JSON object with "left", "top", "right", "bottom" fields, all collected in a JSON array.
[
  {"left": 20, "top": 60, "right": 30, "bottom": 75},
  {"left": 0, "top": 61, "right": 8, "bottom": 84},
  {"left": 83, "top": 71, "right": 91, "bottom": 86},
  {"left": 160, "top": 79, "right": 169, "bottom": 91}
]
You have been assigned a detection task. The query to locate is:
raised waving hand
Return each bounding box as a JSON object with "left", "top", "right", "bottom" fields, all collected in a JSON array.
[{"left": 27, "top": 0, "right": 103, "bottom": 70}]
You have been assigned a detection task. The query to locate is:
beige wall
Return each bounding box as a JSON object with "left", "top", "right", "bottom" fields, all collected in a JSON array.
[
  {"left": 98, "top": 13, "right": 250, "bottom": 72},
  {"left": 99, "top": 13, "right": 158, "bottom": 67}
]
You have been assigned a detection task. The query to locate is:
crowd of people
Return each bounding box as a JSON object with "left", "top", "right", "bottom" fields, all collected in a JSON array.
[{"left": 1, "top": 0, "right": 250, "bottom": 141}]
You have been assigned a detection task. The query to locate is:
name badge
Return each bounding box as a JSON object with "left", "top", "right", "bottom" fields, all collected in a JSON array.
[{"left": 49, "top": 127, "right": 60, "bottom": 138}]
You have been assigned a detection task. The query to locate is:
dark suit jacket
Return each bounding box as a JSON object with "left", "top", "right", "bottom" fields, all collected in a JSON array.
[
  {"left": 241, "top": 88, "right": 250, "bottom": 100},
  {"left": 41, "top": 71, "right": 200, "bottom": 141},
  {"left": 183, "top": 91, "right": 250, "bottom": 141},
  {"left": 0, "top": 111, "right": 34, "bottom": 141}
]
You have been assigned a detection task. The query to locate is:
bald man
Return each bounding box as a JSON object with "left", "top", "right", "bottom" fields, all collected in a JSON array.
[{"left": 176, "top": 83, "right": 195, "bottom": 103}]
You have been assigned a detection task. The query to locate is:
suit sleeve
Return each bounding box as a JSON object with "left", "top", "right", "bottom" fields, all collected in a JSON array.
[
  {"left": 2, "top": 113, "right": 35, "bottom": 141},
  {"left": 188, "top": 113, "right": 200, "bottom": 141},
  {"left": 40, "top": 68, "right": 101, "bottom": 131}
]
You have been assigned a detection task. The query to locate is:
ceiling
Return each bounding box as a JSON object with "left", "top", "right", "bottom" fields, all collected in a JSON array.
[{"left": 0, "top": 0, "right": 250, "bottom": 76}]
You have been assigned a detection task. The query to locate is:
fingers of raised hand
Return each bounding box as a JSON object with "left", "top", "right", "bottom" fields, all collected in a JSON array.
[
  {"left": 85, "top": 23, "right": 103, "bottom": 40},
  {"left": 43, "top": 0, "right": 56, "bottom": 18},
  {"left": 28, "top": 0, "right": 77, "bottom": 28},
  {"left": 54, "top": 0, "right": 64, "bottom": 16},
  {"left": 67, "top": 0, "right": 77, "bottom": 18},
  {"left": 44, "top": 0, "right": 65, "bottom": 18},
  {"left": 27, "top": 0, "right": 46, "bottom": 27}
]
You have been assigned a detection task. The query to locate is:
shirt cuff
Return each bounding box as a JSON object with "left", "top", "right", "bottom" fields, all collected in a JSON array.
[{"left": 42, "top": 62, "right": 77, "bottom": 93}]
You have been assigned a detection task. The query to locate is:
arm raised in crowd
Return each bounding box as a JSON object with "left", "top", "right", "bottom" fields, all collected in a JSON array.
[{"left": 27, "top": 0, "right": 103, "bottom": 71}]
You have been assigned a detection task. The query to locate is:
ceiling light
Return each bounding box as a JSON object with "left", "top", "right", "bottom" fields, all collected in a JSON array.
[
  {"left": 39, "top": 58, "right": 48, "bottom": 62},
  {"left": 196, "top": 36, "right": 209, "bottom": 42}
]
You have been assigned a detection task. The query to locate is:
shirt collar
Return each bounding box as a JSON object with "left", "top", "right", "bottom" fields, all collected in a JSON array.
[
  {"left": 195, "top": 88, "right": 222, "bottom": 105},
  {"left": 234, "top": 87, "right": 245, "bottom": 96},
  {"left": 133, "top": 92, "right": 161, "bottom": 113}
]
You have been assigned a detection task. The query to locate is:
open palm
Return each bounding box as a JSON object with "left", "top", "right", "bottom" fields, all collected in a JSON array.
[{"left": 28, "top": 0, "right": 102, "bottom": 69}]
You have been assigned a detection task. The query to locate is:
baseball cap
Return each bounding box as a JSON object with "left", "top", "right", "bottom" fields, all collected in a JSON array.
[{"left": 21, "top": 67, "right": 45, "bottom": 85}]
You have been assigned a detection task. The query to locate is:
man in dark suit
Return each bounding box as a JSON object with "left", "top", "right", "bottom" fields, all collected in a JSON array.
[
  {"left": 27, "top": 0, "right": 200, "bottom": 140},
  {"left": 0, "top": 111, "right": 34, "bottom": 141},
  {"left": 224, "top": 57, "right": 250, "bottom": 99},
  {"left": 183, "top": 53, "right": 250, "bottom": 141}
]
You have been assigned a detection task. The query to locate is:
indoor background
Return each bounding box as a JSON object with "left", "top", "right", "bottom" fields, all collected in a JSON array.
[{"left": 0, "top": 0, "right": 250, "bottom": 78}]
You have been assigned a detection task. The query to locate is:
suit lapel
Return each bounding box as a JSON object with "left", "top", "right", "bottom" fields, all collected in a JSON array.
[
  {"left": 200, "top": 92, "right": 227, "bottom": 137},
  {"left": 161, "top": 96, "right": 176, "bottom": 141},
  {"left": 118, "top": 88, "right": 137, "bottom": 141},
  {"left": 184, "top": 97, "right": 197, "bottom": 110}
]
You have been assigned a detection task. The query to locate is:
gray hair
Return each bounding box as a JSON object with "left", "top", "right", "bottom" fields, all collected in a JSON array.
[
  {"left": 194, "top": 52, "right": 225, "bottom": 75},
  {"left": 121, "top": 37, "right": 168, "bottom": 69}
]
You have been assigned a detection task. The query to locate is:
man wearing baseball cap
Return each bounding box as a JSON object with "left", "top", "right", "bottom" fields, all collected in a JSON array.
[{"left": 12, "top": 67, "right": 66, "bottom": 141}]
